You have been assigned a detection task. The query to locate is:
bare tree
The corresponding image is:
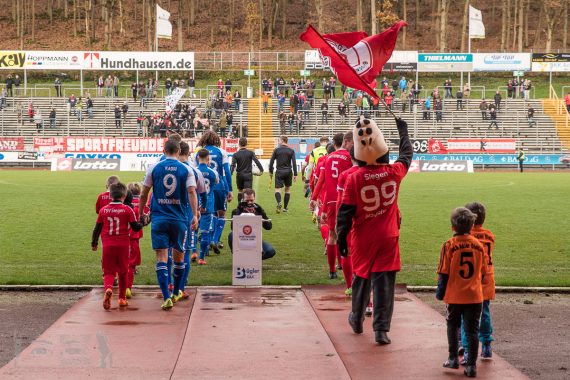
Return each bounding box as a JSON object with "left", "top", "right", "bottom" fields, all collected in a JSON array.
[
  {"left": 267, "top": 0, "right": 277, "bottom": 48},
  {"left": 439, "top": 0, "right": 449, "bottom": 52},
  {"left": 210, "top": 0, "right": 215, "bottom": 46},
  {"left": 517, "top": 0, "right": 523, "bottom": 52},
  {"left": 281, "top": 0, "right": 286, "bottom": 39},
  {"left": 563, "top": 0, "right": 568, "bottom": 50},
  {"left": 32, "top": 0, "right": 36, "bottom": 41},
  {"left": 544, "top": 0, "right": 564, "bottom": 52},
  {"left": 73, "top": 0, "right": 78, "bottom": 37},
  {"left": 533, "top": 3, "right": 544, "bottom": 47},
  {"left": 177, "top": 0, "right": 183, "bottom": 50},
  {"left": 190, "top": 0, "right": 195, "bottom": 26},
  {"left": 460, "top": 0, "right": 469, "bottom": 52},
  {"left": 91, "top": 0, "right": 97, "bottom": 44},
  {"left": 229, "top": 0, "right": 235, "bottom": 45},
  {"left": 48, "top": 0, "right": 54, "bottom": 24},
  {"left": 356, "top": 0, "right": 363, "bottom": 31},
  {"left": 505, "top": 0, "right": 511, "bottom": 49},
  {"left": 401, "top": 0, "right": 407, "bottom": 47},
  {"left": 246, "top": 0, "right": 259, "bottom": 52},
  {"left": 501, "top": 0, "right": 507, "bottom": 50},
  {"left": 11, "top": 0, "right": 16, "bottom": 22},
  {"left": 524, "top": 0, "right": 530, "bottom": 47},
  {"left": 315, "top": 0, "right": 324, "bottom": 32},
  {"left": 415, "top": 0, "right": 419, "bottom": 33},
  {"left": 511, "top": 0, "right": 517, "bottom": 50},
  {"left": 371, "top": 0, "right": 376, "bottom": 35}
]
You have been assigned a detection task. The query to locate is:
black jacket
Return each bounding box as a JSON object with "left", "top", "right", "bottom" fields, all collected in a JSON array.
[
  {"left": 269, "top": 145, "right": 297, "bottom": 175},
  {"left": 231, "top": 148, "right": 263, "bottom": 175},
  {"left": 230, "top": 202, "right": 272, "bottom": 231}
]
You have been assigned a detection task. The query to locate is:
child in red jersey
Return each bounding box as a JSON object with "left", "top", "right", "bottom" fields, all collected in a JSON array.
[
  {"left": 95, "top": 175, "right": 120, "bottom": 214},
  {"left": 125, "top": 182, "right": 149, "bottom": 299},
  {"left": 92, "top": 182, "right": 143, "bottom": 310},
  {"left": 437, "top": 207, "right": 488, "bottom": 378}
]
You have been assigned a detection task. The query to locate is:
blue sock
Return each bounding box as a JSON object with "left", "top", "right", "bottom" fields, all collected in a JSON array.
[
  {"left": 199, "top": 231, "right": 210, "bottom": 260},
  {"left": 181, "top": 252, "right": 191, "bottom": 292},
  {"left": 191, "top": 230, "right": 199, "bottom": 253},
  {"left": 167, "top": 249, "right": 173, "bottom": 286},
  {"left": 172, "top": 261, "right": 185, "bottom": 296},
  {"left": 210, "top": 216, "right": 218, "bottom": 242},
  {"left": 213, "top": 218, "right": 225, "bottom": 245},
  {"left": 155, "top": 262, "right": 170, "bottom": 301}
]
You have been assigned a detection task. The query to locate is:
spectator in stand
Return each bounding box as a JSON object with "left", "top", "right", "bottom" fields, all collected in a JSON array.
[
  {"left": 105, "top": 75, "right": 113, "bottom": 97},
  {"left": 227, "top": 111, "right": 234, "bottom": 135},
  {"left": 54, "top": 77, "right": 62, "bottom": 97},
  {"left": 139, "top": 83, "right": 147, "bottom": 108},
  {"left": 384, "top": 92, "right": 393, "bottom": 115},
  {"left": 372, "top": 96, "right": 380, "bottom": 117},
  {"left": 225, "top": 79, "right": 232, "bottom": 93},
  {"left": 422, "top": 97, "right": 431, "bottom": 120},
  {"left": 14, "top": 75, "right": 20, "bottom": 96},
  {"left": 224, "top": 91, "right": 233, "bottom": 111},
  {"left": 277, "top": 92, "right": 285, "bottom": 113},
  {"left": 165, "top": 78, "right": 172, "bottom": 95},
  {"left": 219, "top": 110, "right": 228, "bottom": 137},
  {"left": 355, "top": 93, "right": 363, "bottom": 116},
  {"left": 494, "top": 91, "right": 502, "bottom": 111},
  {"left": 407, "top": 90, "right": 415, "bottom": 112},
  {"left": 323, "top": 81, "right": 331, "bottom": 100},
  {"left": 527, "top": 104, "right": 536, "bottom": 127},
  {"left": 68, "top": 94, "right": 77, "bottom": 116},
  {"left": 233, "top": 90, "right": 242, "bottom": 111},
  {"left": 131, "top": 82, "right": 138, "bottom": 102},
  {"left": 5, "top": 74, "right": 13, "bottom": 97},
  {"left": 86, "top": 96, "right": 94, "bottom": 119},
  {"left": 463, "top": 83, "right": 471, "bottom": 98},
  {"left": 34, "top": 109, "right": 43, "bottom": 132},
  {"left": 0, "top": 87, "right": 6, "bottom": 109},
  {"left": 565, "top": 92, "right": 570, "bottom": 114},
  {"left": 217, "top": 78, "right": 224, "bottom": 96},
  {"left": 188, "top": 75, "right": 196, "bottom": 98},
  {"left": 488, "top": 106, "right": 499, "bottom": 130},
  {"left": 17, "top": 103, "right": 23, "bottom": 124},
  {"left": 362, "top": 95, "right": 370, "bottom": 117},
  {"left": 507, "top": 79, "right": 514, "bottom": 99},
  {"left": 338, "top": 100, "right": 348, "bottom": 124},
  {"left": 76, "top": 97, "right": 84, "bottom": 122},
  {"left": 456, "top": 89, "right": 464, "bottom": 110},
  {"left": 122, "top": 101, "right": 129, "bottom": 121},
  {"left": 399, "top": 76, "right": 407, "bottom": 95},
  {"left": 400, "top": 90, "right": 408, "bottom": 112},
  {"left": 96, "top": 75, "right": 104, "bottom": 97},
  {"left": 330, "top": 77, "right": 336, "bottom": 98},
  {"left": 444, "top": 79, "right": 453, "bottom": 98},
  {"left": 287, "top": 111, "right": 296, "bottom": 134},
  {"left": 391, "top": 78, "right": 399, "bottom": 93},
  {"left": 49, "top": 108, "right": 56, "bottom": 129},
  {"left": 113, "top": 75, "right": 120, "bottom": 97},
  {"left": 479, "top": 99, "right": 488, "bottom": 120},
  {"left": 523, "top": 80, "right": 531, "bottom": 100},
  {"left": 435, "top": 99, "right": 443, "bottom": 123},
  {"left": 114, "top": 105, "right": 122, "bottom": 128},
  {"left": 279, "top": 111, "right": 287, "bottom": 134},
  {"left": 321, "top": 100, "right": 329, "bottom": 124}
]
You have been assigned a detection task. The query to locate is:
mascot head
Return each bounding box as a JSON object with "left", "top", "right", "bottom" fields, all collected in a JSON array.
[{"left": 353, "top": 116, "right": 389, "bottom": 166}]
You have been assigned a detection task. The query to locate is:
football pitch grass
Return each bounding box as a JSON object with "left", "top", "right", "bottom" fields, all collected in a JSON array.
[{"left": 1, "top": 170, "right": 568, "bottom": 287}]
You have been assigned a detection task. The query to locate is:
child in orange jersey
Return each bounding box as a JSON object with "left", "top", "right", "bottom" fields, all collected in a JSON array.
[
  {"left": 459, "top": 202, "right": 496, "bottom": 362},
  {"left": 437, "top": 207, "right": 488, "bottom": 378}
]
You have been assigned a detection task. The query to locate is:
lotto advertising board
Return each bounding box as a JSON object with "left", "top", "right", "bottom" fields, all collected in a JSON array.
[
  {"left": 408, "top": 160, "right": 474, "bottom": 173},
  {"left": 51, "top": 158, "right": 120, "bottom": 171}
]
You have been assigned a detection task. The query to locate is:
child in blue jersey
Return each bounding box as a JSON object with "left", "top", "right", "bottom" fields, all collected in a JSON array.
[
  {"left": 196, "top": 131, "right": 233, "bottom": 254},
  {"left": 139, "top": 139, "right": 199, "bottom": 310},
  {"left": 196, "top": 148, "right": 220, "bottom": 264}
]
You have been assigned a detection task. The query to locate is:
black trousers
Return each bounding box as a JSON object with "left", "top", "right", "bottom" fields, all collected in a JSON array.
[
  {"left": 446, "top": 303, "right": 482, "bottom": 365},
  {"left": 351, "top": 271, "right": 396, "bottom": 332},
  {"left": 519, "top": 161, "right": 524, "bottom": 172}
]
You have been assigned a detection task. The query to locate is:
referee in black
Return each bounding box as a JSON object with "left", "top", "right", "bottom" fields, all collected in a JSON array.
[
  {"left": 231, "top": 137, "right": 264, "bottom": 202},
  {"left": 269, "top": 135, "right": 297, "bottom": 213}
]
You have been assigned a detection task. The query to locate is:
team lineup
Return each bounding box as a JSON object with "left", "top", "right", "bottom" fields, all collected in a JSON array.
[{"left": 92, "top": 115, "right": 496, "bottom": 377}]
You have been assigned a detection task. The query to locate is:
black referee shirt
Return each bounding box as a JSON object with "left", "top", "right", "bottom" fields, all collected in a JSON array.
[
  {"left": 231, "top": 148, "right": 264, "bottom": 175},
  {"left": 269, "top": 144, "right": 297, "bottom": 176}
]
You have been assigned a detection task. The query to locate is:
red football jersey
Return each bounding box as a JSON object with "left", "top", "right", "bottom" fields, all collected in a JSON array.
[
  {"left": 336, "top": 165, "right": 359, "bottom": 207},
  {"left": 323, "top": 149, "right": 352, "bottom": 204},
  {"left": 311, "top": 155, "right": 328, "bottom": 199},
  {"left": 96, "top": 202, "right": 137, "bottom": 246},
  {"left": 95, "top": 191, "right": 112, "bottom": 214},
  {"left": 342, "top": 163, "right": 408, "bottom": 239}
]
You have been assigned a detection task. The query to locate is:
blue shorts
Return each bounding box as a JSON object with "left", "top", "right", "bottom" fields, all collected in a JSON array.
[
  {"left": 151, "top": 219, "right": 188, "bottom": 253},
  {"left": 199, "top": 213, "right": 214, "bottom": 233},
  {"left": 213, "top": 189, "right": 227, "bottom": 212}
]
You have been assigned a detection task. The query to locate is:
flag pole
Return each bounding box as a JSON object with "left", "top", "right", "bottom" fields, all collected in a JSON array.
[
  {"left": 155, "top": 5, "right": 159, "bottom": 82},
  {"left": 467, "top": 35, "right": 471, "bottom": 91}
]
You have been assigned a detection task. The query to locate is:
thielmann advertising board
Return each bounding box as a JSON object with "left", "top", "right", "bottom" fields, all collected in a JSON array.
[
  {"left": 472, "top": 53, "right": 531, "bottom": 71},
  {"left": 0, "top": 51, "right": 194, "bottom": 71},
  {"left": 418, "top": 53, "right": 473, "bottom": 72}
]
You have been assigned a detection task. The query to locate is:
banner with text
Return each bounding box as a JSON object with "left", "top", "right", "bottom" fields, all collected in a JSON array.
[
  {"left": 0, "top": 137, "right": 25, "bottom": 151},
  {"left": 473, "top": 53, "right": 531, "bottom": 72},
  {"left": 531, "top": 53, "right": 570, "bottom": 72},
  {"left": 447, "top": 138, "right": 516, "bottom": 154},
  {"left": 418, "top": 53, "right": 473, "bottom": 72}
]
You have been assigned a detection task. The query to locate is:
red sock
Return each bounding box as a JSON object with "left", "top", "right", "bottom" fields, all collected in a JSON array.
[
  {"left": 127, "top": 265, "right": 135, "bottom": 289},
  {"left": 118, "top": 272, "right": 127, "bottom": 299},
  {"left": 326, "top": 244, "right": 336, "bottom": 273},
  {"left": 320, "top": 224, "right": 329, "bottom": 242},
  {"left": 103, "top": 274, "right": 114, "bottom": 291},
  {"left": 342, "top": 256, "right": 353, "bottom": 289}
]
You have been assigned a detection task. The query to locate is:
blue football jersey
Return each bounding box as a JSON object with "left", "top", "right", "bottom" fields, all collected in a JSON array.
[
  {"left": 199, "top": 145, "right": 232, "bottom": 192},
  {"left": 197, "top": 163, "right": 219, "bottom": 213},
  {"left": 144, "top": 157, "right": 196, "bottom": 221}
]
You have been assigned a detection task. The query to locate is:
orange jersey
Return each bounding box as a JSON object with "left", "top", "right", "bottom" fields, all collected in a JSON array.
[
  {"left": 471, "top": 225, "right": 496, "bottom": 300},
  {"left": 438, "top": 234, "right": 488, "bottom": 304}
]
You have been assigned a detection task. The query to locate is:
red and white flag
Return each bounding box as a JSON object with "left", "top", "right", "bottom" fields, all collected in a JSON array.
[{"left": 300, "top": 21, "right": 406, "bottom": 99}]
